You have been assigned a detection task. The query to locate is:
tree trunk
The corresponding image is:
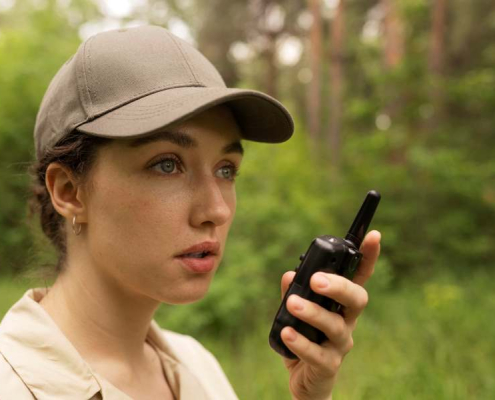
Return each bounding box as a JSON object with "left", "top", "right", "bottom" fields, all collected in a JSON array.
[
  {"left": 429, "top": 0, "right": 447, "bottom": 74},
  {"left": 263, "top": 31, "right": 279, "bottom": 99},
  {"left": 328, "top": 0, "right": 345, "bottom": 168},
  {"left": 382, "top": 0, "right": 404, "bottom": 69},
  {"left": 381, "top": 0, "right": 405, "bottom": 161},
  {"left": 428, "top": 0, "right": 447, "bottom": 126},
  {"left": 308, "top": 0, "right": 322, "bottom": 142},
  {"left": 250, "top": 0, "right": 283, "bottom": 99}
]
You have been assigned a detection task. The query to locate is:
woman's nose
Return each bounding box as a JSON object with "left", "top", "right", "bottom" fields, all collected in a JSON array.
[{"left": 189, "top": 176, "right": 233, "bottom": 228}]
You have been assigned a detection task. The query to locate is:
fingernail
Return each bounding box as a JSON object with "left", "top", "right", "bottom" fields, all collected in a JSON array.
[
  {"left": 314, "top": 273, "right": 329, "bottom": 289},
  {"left": 370, "top": 230, "right": 381, "bottom": 241}
]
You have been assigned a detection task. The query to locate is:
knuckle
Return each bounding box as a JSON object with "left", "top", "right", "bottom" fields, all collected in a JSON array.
[
  {"left": 301, "top": 335, "right": 312, "bottom": 354},
  {"left": 332, "top": 317, "right": 346, "bottom": 338},
  {"left": 315, "top": 347, "right": 328, "bottom": 369},
  {"left": 306, "top": 301, "right": 319, "bottom": 320},
  {"left": 328, "top": 355, "right": 342, "bottom": 375}
]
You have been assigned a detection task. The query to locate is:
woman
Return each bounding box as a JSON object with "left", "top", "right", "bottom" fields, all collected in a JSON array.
[{"left": 0, "top": 25, "right": 380, "bottom": 399}]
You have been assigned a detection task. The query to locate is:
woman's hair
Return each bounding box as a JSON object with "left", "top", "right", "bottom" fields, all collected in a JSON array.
[{"left": 28, "top": 131, "right": 112, "bottom": 273}]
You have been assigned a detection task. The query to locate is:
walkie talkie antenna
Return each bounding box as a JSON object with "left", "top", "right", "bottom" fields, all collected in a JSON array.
[{"left": 345, "top": 190, "right": 381, "bottom": 248}]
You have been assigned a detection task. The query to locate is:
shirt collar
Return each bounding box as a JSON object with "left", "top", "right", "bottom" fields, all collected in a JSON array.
[
  {"left": 0, "top": 288, "right": 101, "bottom": 399},
  {"left": 0, "top": 288, "right": 209, "bottom": 400}
]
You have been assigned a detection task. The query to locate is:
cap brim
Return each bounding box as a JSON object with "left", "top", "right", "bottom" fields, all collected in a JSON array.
[{"left": 76, "top": 86, "right": 294, "bottom": 143}]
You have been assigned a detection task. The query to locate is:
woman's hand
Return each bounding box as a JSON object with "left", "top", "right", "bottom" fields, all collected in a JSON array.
[{"left": 280, "top": 230, "right": 381, "bottom": 400}]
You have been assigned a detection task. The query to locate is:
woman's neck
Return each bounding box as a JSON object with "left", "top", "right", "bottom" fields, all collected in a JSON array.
[{"left": 39, "top": 248, "right": 161, "bottom": 373}]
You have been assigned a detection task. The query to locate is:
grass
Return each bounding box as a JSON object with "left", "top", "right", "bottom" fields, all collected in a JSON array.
[
  {"left": 1, "top": 271, "right": 494, "bottom": 399},
  {"left": 206, "top": 271, "right": 495, "bottom": 399}
]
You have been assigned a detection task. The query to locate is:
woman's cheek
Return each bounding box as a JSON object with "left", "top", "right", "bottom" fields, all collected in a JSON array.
[
  {"left": 91, "top": 177, "right": 189, "bottom": 257},
  {"left": 218, "top": 185, "right": 237, "bottom": 242},
  {"left": 129, "top": 184, "right": 192, "bottom": 242}
]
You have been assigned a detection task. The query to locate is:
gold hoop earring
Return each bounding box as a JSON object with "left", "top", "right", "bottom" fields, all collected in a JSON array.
[{"left": 72, "top": 215, "right": 82, "bottom": 236}]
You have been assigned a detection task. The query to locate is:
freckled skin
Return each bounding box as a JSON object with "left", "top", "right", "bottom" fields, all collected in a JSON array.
[{"left": 82, "top": 105, "right": 243, "bottom": 304}]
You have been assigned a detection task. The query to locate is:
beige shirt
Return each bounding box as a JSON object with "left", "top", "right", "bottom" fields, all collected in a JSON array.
[{"left": 0, "top": 288, "right": 239, "bottom": 400}]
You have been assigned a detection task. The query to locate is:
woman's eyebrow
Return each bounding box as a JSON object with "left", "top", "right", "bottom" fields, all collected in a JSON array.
[
  {"left": 127, "top": 130, "right": 244, "bottom": 155},
  {"left": 128, "top": 130, "right": 196, "bottom": 148},
  {"left": 223, "top": 141, "right": 244, "bottom": 156}
]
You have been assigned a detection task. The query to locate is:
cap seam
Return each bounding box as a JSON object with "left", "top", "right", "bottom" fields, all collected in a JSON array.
[
  {"left": 104, "top": 90, "right": 233, "bottom": 119},
  {"left": 81, "top": 36, "right": 96, "bottom": 116},
  {"left": 89, "top": 83, "right": 205, "bottom": 121},
  {"left": 102, "top": 92, "right": 293, "bottom": 134},
  {"left": 106, "top": 87, "right": 231, "bottom": 111},
  {"left": 74, "top": 42, "right": 92, "bottom": 121},
  {"left": 168, "top": 34, "right": 200, "bottom": 85},
  {"left": 100, "top": 82, "right": 201, "bottom": 111}
]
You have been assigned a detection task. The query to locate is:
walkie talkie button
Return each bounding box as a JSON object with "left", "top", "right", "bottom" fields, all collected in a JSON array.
[{"left": 299, "top": 253, "right": 305, "bottom": 261}]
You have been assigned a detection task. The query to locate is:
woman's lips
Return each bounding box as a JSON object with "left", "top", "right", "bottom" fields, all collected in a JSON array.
[
  {"left": 176, "top": 241, "right": 220, "bottom": 257},
  {"left": 175, "top": 241, "right": 220, "bottom": 273},
  {"left": 176, "top": 253, "right": 216, "bottom": 273}
]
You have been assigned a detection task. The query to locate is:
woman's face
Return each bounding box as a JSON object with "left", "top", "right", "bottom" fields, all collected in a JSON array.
[{"left": 81, "top": 105, "right": 243, "bottom": 304}]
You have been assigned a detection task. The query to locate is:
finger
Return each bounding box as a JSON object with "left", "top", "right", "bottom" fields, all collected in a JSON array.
[
  {"left": 310, "top": 273, "right": 369, "bottom": 322},
  {"left": 353, "top": 230, "right": 381, "bottom": 287},
  {"left": 281, "top": 271, "right": 296, "bottom": 299},
  {"left": 280, "top": 326, "right": 343, "bottom": 378},
  {"left": 286, "top": 294, "right": 352, "bottom": 348}
]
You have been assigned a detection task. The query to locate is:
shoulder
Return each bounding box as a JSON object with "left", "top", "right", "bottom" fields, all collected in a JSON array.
[
  {"left": 161, "top": 329, "right": 218, "bottom": 363},
  {"left": 0, "top": 352, "right": 35, "bottom": 399},
  {"left": 159, "top": 328, "right": 238, "bottom": 400},
  {"left": 0, "top": 291, "right": 35, "bottom": 399},
  {"left": 160, "top": 328, "right": 227, "bottom": 376}
]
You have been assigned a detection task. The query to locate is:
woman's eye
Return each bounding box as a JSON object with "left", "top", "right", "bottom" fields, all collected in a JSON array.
[
  {"left": 216, "top": 165, "right": 239, "bottom": 181},
  {"left": 151, "top": 157, "right": 181, "bottom": 174}
]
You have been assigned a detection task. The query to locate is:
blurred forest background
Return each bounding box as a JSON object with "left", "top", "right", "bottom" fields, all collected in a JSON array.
[{"left": 1, "top": 0, "right": 495, "bottom": 398}]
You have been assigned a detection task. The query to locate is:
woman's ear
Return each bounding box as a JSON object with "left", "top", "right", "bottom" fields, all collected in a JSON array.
[{"left": 45, "top": 162, "right": 87, "bottom": 223}]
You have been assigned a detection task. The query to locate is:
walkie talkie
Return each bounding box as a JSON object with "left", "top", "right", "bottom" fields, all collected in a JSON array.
[{"left": 269, "top": 190, "right": 381, "bottom": 359}]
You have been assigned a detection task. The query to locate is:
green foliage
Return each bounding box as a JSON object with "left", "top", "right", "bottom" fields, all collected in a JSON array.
[
  {"left": 209, "top": 269, "right": 495, "bottom": 400},
  {"left": 0, "top": 2, "right": 97, "bottom": 273},
  {"left": 1, "top": 0, "right": 493, "bottom": 282},
  {"left": 332, "top": 270, "right": 495, "bottom": 399},
  {"left": 1, "top": 2, "right": 495, "bottom": 398}
]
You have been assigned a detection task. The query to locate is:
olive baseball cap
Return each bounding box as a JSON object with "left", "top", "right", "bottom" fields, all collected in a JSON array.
[{"left": 34, "top": 25, "right": 294, "bottom": 160}]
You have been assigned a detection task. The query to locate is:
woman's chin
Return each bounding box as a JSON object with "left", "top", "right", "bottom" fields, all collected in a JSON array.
[
  {"left": 167, "top": 293, "right": 208, "bottom": 305},
  {"left": 157, "top": 281, "right": 212, "bottom": 305}
]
